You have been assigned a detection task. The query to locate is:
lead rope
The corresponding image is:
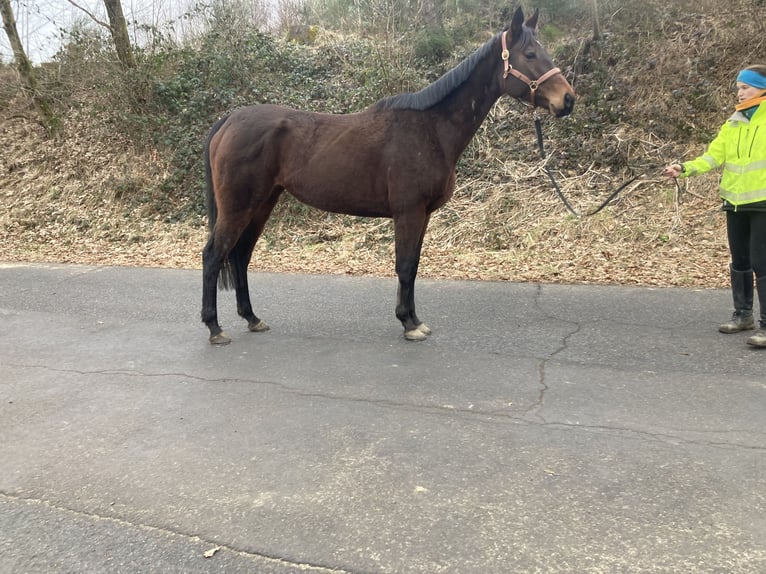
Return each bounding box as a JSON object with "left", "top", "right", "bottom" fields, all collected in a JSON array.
[
  {"left": 534, "top": 112, "right": 639, "bottom": 217},
  {"left": 501, "top": 30, "right": 661, "bottom": 216},
  {"left": 534, "top": 114, "right": 684, "bottom": 217}
]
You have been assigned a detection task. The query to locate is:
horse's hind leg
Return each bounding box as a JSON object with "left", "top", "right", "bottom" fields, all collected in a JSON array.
[
  {"left": 201, "top": 212, "right": 255, "bottom": 344},
  {"left": 393, "top": 211, "right": 432, "bottom": 341},
  {"left": 230, "top": 221, "right": 270, "bottom": 333},
  {"left": 202, "top": 189, "right": 281, "bottom": 344},
  {"left": 203, "top": 231, "right": 262, "bottom": 344},
  {"left": 201, "top": 233, "right": 230, "bottom": 344},
  {"left": 230, "top": 192, "right": 282, "bottom": 335}
]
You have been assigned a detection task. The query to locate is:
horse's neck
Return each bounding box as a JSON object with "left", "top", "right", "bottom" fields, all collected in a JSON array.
[{"left": 433, "top": 55, "right": 504, "bottom": 164}]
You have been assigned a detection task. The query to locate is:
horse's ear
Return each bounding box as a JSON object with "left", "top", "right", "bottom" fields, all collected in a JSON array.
[
  {"left": 525, "top": 8, "right": 539, "bottom": 31},
  {"left": 511, "top": 6, "right": 524, "bottom": 37}
]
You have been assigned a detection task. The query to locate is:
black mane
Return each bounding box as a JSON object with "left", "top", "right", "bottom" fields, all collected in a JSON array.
[
  {"left": 374, "top": 35, "right": 499, "bottom": 111},
  {"left": 374, "top": 27, "right": 534, "bottom": 111}
]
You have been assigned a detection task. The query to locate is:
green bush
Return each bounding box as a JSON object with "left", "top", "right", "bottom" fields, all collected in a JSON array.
[
  {"left": 414, "top": 30, "right": 453, "bottom": 64},
  {"left": 18, "top": 0, "right": 759, "bottom": 222}
]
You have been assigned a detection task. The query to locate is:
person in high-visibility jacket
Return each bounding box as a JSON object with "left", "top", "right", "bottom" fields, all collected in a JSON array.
[{"left": 663, "top": 64, "right": 766, "bottom": 348}]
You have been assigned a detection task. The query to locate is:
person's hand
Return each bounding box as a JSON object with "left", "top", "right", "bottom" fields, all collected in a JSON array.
[{"left": 662, "top": 163, "right": 683, "bottom": 178}]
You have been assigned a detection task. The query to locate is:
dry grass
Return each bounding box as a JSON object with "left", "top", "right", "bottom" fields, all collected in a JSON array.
[
  {"left": 3, "top": 4, "right": 750, "bottom": 290},
  {"left": 0, "top": 105, "right": 729, "bottom": 289}
]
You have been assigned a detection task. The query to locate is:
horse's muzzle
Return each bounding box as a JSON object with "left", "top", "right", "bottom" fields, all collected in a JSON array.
[{"left": 554, "top": 92, "right": 575, "bottom": 117}]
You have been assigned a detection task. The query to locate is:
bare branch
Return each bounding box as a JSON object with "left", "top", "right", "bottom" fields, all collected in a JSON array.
[{"left": 63, "top": 0, "right": 112, "bottom": 30}]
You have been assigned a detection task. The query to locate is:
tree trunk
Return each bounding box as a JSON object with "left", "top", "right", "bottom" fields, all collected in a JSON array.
[
  {"left": 592, "top": 0, "right": 601, "bottom": 41},
  {"left": 0, "top": 0, "right": 56, "bottom": 132},
  {"left": 103, "top": 0, "right": 135, "bottom": 68},
  {"left": 421, "top": 0, "right": 443, "bottom": 30}
]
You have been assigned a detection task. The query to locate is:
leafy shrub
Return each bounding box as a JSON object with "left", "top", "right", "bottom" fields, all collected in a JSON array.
[
  {"left": 414, "top": 30, "right": 453, "bottom": 64},
  {"left": 13, "top": 0, "right": 762, "bottom": 222}
]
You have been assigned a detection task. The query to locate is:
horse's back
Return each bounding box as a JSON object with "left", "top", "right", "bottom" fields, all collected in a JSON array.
[
  {"left": 207, "top": 103, "right": 453, "bottom": 218},
  {"left": 208, "top": 104, "right": 369, "bottom": 169},
  {"left": 209, "top": 104, "right": 296, "bottom": 153},
  {"left": 216, "top": 104, "right": 362, "bottom": 140}
]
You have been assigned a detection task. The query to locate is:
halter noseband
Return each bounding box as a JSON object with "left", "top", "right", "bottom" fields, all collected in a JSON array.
[{"left": 501, "top": 30, "right": 561, "bottom": 108}]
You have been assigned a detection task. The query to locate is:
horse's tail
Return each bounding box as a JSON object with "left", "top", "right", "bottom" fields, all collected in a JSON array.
[{"left": 204, "top": 114, "right": 236, "bottom": 291}]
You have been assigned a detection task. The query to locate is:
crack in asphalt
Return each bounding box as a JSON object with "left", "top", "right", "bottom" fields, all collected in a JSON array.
[
  {"left": 526, "top": 283, "right": 582, "bottom": 422},
  {"left": 5, "top": 362, "right": 765, "bottom": 452},
  {"left": 0, "top": 492, "right": 361, "bottom": 573}
]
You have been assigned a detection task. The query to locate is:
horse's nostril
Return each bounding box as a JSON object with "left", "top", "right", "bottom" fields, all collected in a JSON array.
[
  {"left": 554, "top": 92, "right": 575, "bottom": 117},
  {"left": 559, "top": 92, "right": 575, "bottom": 115}
]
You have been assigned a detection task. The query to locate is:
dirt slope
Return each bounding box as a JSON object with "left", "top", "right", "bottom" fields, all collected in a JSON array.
[{"left": 0, "top": 108, "right": 729, "bottom": 288}]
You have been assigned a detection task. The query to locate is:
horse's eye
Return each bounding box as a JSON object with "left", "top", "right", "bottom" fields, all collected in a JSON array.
[{"left": 525, "top": 52, "right": 537, "bottom": 60}]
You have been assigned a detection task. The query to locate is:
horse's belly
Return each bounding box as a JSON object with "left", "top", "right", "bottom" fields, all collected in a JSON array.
[{"left": 287, "top": 186, "right": 392, "bottom": 218}]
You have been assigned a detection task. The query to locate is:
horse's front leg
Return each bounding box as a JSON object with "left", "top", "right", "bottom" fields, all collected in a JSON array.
[{"left": 394, "top": 212, "right": 432, "bottom": 341}]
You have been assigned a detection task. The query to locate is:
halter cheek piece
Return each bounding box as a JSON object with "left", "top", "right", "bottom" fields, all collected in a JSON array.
[{"left": 501, "top": 30, "right": 561, "bottom": 109}]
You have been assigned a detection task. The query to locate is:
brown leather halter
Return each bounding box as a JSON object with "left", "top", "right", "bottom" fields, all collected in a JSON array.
[{"left": 501, "top": 30, "right": 562, "bottom": 108}]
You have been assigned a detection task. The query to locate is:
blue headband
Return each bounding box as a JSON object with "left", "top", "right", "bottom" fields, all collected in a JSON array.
[{"left": 737, "top": 69, "right": 766, "bottom": 89}]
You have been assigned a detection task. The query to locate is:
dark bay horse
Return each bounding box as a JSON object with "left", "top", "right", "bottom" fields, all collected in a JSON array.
[{"left": 202, "top": 6, "right": 575, "bottom": 344}]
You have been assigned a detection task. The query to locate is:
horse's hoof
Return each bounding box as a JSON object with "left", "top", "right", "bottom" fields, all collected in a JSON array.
[
  {"left": 248, "top": 320, "right": 270, "bottom": 333},
  {"left": 416, "top": 323, "right": 432, "bottom": 336},
  {"left": 404, "top": 328, "right": 428, "bottom": 341},
  {"left": 209, "top": 332, "right": 232, "bottom": 345}
]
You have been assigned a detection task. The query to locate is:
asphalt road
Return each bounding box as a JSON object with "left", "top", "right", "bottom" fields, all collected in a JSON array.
[{"left": 1, "top": 262, "right": 764, "bottom": 573}]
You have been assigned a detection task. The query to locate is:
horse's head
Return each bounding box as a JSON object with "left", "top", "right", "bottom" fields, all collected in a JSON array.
[{"left": 501, "top": 7, "right": 575, "bottom": 117}]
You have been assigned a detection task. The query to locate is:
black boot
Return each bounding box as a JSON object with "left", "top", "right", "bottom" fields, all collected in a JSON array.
[
  {"left": 719, "top": 265, "right": 755, "bottom": 333},
  {"left": 746, "top": 275, "right": 766, "bottom": 347}
]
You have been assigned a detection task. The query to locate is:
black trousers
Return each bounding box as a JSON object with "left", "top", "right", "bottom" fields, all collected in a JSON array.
[{"left": 726, "top": 210, "right": 766, "bottom": 279}]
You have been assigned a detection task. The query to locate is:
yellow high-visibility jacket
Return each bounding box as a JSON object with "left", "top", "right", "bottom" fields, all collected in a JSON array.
[{"left": 681, "top": 104, "right": 766, "bottom": 208}]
